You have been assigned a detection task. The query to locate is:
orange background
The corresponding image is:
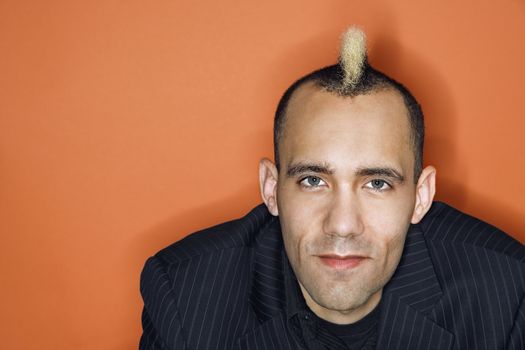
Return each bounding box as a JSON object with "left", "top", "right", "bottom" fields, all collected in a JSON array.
[{"left": 1, "top": 1, "right": 524, "bottom": 349}]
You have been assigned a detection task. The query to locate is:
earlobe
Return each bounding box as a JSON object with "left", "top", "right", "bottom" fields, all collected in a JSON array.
[
  {"left": 411, "top": 166, "right": 437, "bottom": 224},
  {"left": 258, "top": 158, "right": 279, "bottom": 216}
]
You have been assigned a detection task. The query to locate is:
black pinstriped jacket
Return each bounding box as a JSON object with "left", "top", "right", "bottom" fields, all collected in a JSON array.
[{"left": 139, "top": 202, "right": 525, "bottom": 349}]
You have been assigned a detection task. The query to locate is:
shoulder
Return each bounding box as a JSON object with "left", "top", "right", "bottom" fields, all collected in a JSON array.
[
  {"left": 141, "top": 203, "right": 274, "bottom": 289},
  {"left": 140, "top": 204, "right": 278, "bottom": 289},
  {"left": 141, "top": 203, "right": 274, "bottom": 296},
  {"left": 417, "top": 202, "right": 525, "bottom": 317},
  {"left": 420, "top": 201, "right": 524, "bottom": 263},
  {"left": 415, "top": 202, "right": 525, "bottom": 348},
  {"left": 152, "top": 203, "right": 273, "bottom": 265},
  {"left": 139, "top": 204, "right": 276, "bottom": 348}
]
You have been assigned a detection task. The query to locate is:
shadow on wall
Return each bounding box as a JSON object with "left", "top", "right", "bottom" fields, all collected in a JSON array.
[
  {"left": 370, "top": 34, "right": 523, "bottom": 241},
  {"left": 451, "top": 186, "right": 525, "bottom": 244},
  {"left": 131, "top": 183, "right": 261, "bottom": 263},
  {"left": 371, "top": 33, "right": 466, "bottom": 205}
]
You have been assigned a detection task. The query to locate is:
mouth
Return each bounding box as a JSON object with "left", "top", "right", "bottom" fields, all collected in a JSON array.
[{"left": 317, "top": 254, "right": 367, "bottom": 270}]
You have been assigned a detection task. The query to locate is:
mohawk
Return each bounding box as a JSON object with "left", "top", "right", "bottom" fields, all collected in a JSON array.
[{"left": 339, "top": 26, "right": 367, "bottom": 90}]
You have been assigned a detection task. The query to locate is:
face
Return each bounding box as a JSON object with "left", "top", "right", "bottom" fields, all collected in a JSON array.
[{"left": 260, "top": 83, "right": 435, "bottom": 324}]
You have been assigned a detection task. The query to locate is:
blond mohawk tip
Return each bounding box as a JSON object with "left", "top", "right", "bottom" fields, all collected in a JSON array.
[{"left": 340, "top": 26, "right": 367, "bottom": 89}]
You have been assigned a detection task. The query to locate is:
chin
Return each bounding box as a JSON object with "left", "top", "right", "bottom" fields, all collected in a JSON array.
[{"left": 313, "top": 284, "right": 374, "bottom": 312}]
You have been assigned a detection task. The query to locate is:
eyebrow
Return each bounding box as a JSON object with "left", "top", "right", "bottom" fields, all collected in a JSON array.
[
  {"left": 356, "top": 167, "right": 405, "bottom": 182},
  {"left": 286, "top": 163, "right": 405, "bottom": 182},
  {"left": 286, "top": 162, "right": 334, "bottom": 177}
]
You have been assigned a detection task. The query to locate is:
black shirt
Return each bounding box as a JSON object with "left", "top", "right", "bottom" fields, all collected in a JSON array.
[
  {"left": 313, "top": 304, "right": 379, "bottom": 350},
  {"left": 283, "top": 251, "right": 379, "bottom": 350}
]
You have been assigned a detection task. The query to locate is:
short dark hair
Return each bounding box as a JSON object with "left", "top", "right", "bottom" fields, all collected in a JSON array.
[{"left": 274, "top": 64, "right": 425, "bottom": 181}]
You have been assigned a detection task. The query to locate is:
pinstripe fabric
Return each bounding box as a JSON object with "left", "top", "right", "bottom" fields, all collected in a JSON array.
[{"left": 140, "top": 202, "right": 525, "bottom": 349}]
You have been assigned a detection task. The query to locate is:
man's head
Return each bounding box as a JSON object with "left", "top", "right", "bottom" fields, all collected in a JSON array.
[
  {"left": 274, "top": 29, "right": 425, "bottom": 181},
  {"left": 259, "top": 28, "right": 436, "bottom": 324}
]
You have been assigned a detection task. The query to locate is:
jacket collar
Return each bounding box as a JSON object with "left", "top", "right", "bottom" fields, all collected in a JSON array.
[
  {"left": 376, "top": 223, "right": 454, "bottom": 348},
  {"left": 248, "top": 212, "right": 287, "bottom": 322}
]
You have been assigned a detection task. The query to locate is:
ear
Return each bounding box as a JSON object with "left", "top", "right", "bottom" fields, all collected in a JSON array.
[
  {"left": 411, "top": 166, "right": 437, "bottom": 224},
  {"left": 259, "top": 158, "right": 279, "bottom": 216}
]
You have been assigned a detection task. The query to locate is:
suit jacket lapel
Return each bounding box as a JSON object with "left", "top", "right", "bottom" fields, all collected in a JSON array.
[
  {"left": 242, "top": 215, "right": 301, "bottom": 349},
  {"left": 377, "top": 224, "right": 454, "bottom": 349},
  {"left": 377, "top": 293, "right": 454, "bottom": 349},
  {"left": 248, "top": 215, "right": 287, "bottom": 323}
]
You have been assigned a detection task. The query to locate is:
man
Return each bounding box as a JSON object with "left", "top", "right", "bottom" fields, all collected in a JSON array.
[{"left": 140, "top": 28, "right": 525, "bottom": 349}]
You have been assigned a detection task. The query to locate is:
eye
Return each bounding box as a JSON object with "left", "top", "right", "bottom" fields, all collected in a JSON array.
[
  {"left": 299, "top": 176, "right": 326, "bottom": 188},
  {"left": 365, "top": 179, "right": 391, "bottom": 191}
]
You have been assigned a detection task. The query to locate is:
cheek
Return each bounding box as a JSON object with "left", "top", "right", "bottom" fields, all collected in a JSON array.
[
  {"left": 370, "top": 223, "right": 409, "bottom": 274},
  {"left": 277, "top": 187, "right": 327, "bottom": 263},
  {"left": 385, "top": 231, "right": 407, "bottom": 260},
  {"left": 362, "top": 191, "right": 415, "bottom": 234},
  {"left": 362, "top": 204, "right": 412, "bottom": 265},
  {"left": 278, "top": 207, "right": 314, "bottom": 263}
]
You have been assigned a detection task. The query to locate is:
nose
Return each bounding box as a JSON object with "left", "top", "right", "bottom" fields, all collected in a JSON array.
[{"left": 323, "top": 189, "right": 364, "bottom": 238}]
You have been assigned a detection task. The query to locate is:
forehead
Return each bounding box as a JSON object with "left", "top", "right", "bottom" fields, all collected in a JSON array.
[{"left": 280, "top": 83, "right": 413, "bottom": 172}]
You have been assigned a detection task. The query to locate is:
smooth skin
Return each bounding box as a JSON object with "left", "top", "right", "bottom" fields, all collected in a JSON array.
[{"left": 259, "top": 82, "right": 436, "bottom": 325}]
